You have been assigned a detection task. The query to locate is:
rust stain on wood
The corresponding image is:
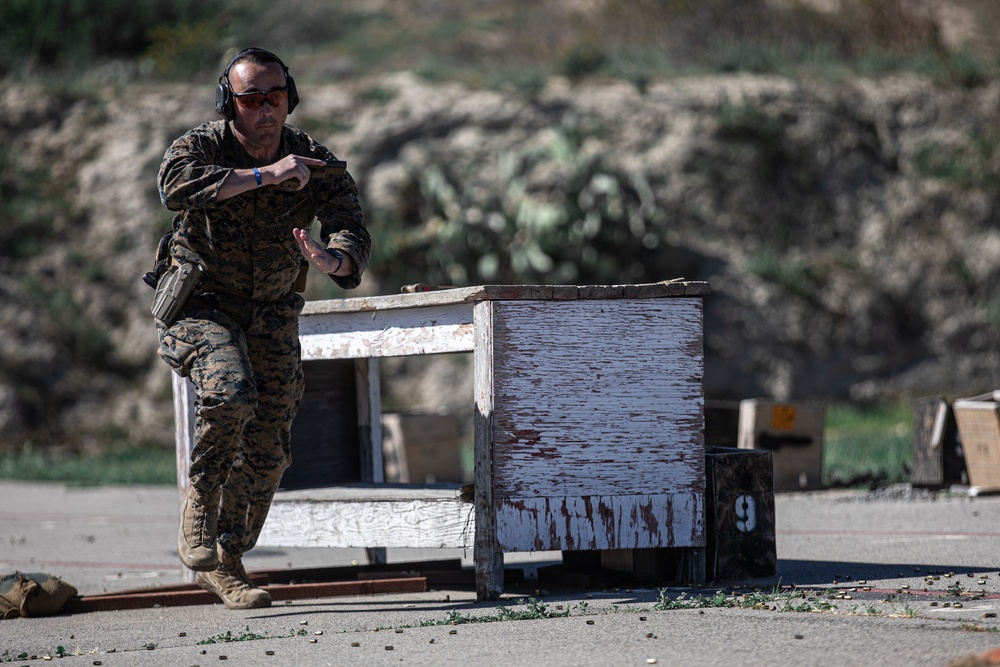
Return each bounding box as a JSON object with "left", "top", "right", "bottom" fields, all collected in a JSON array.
[
  {"left": 639, "top": 499, "right": 663, "bottom": 540},
  {"left": 495, "top": 494, "right": 704, "bottom": 552}
]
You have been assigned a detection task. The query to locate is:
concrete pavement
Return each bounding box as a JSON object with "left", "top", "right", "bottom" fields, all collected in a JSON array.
[{"left": 3, "top": 481, "right": 1000, "bottom": 666}]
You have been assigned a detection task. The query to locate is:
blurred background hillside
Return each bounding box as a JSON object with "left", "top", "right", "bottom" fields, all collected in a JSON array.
[{"left": 1, "top": 0, "right": 999, "bottom": 484}]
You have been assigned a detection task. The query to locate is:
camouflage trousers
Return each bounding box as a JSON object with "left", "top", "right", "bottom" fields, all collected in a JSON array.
[{"left": 156, "top": 296, "right": 305, "bottom": 556}]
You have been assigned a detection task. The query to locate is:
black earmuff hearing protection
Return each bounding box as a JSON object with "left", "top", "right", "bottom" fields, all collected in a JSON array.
[{"left": 215, "top": 47, "right": 299, "bottom": 120}]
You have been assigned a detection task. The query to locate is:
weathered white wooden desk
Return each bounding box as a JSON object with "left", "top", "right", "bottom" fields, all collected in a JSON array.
[{"left": 174, "top": 281, "right": 709, "bottom": 600}]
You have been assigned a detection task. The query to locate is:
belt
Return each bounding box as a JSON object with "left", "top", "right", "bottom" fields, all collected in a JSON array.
[{"left": 186, "top": 292, "right": 254, "bottom": 331}]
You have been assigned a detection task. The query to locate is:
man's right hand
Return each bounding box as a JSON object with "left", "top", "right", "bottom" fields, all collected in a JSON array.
[
  {"left": 260, "top": 155, "right": 330, "bottom": 191},
  {"left": 217, "top": 154, "right": 329, "bottom": 201}
]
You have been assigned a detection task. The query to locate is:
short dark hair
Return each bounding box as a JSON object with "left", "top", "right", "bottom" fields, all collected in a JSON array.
[
  {"left": 231, "top": 49, "right": 283, "bottom": 71},
  {"left": 223, "top": 47, "right": 286, "bottom": 78}
]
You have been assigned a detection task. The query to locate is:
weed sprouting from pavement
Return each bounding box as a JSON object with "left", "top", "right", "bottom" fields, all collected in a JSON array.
[
  {"left": 410, "top": 598, "right": 573, "bottom": 628},
  {"left": 197, "top": 626, "right": 307, "bottom": 645},
  {"left": 652, "top": 587, "right": 841, "bottom": 613}
]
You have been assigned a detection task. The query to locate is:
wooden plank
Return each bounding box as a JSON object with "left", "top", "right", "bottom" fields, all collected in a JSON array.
[
  {"left": 474, "top": 300, "right": 504, "bottom": 601},
  {"left": 252, "top": 559, "right": 463, "bottom": 584},
  {"left": 299, "top": 303, "right": 475, "bottom": 359},
  {"left": 577, "top": 284, "right": 626, "bottom": 300},
  {"left": 300, "top": 281, "right": 711, "bottom": 317},
  {"left": 63, "top": 578, "right": 427, "bottom": 612},
  {"left": 256, "top": 484, "right": 474, "bottom": 549},
  {"left": 624, "top": 281, "right": 685, "bottom": 298},
  {"left": 685, "top": 282, "right": 711, "bottom": 296},
  {"left": 495, "top": 493, "right": 704, "bottom": 552},
  {"left": 302, "top": 286, "right": 490, "bottom": 314},
  {"left": 259, "top": 483, "right": 468, "bottom": 501},
  {"left": 478, "top": 285, "right": 555, "bottom": 300},
  {"left": 490, "top": 299, "right": 705, "bottom": 499},
  {"left": 551, "top": 285, "right": 580, "bottom": 300},
  {"left": 477, "top": 282, "right": 709, "bottom": 301}
]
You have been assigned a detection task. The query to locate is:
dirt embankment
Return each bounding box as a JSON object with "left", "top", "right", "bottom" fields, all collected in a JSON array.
[{"left": 1, "top": 71, "right": 998, "bottom": 451}]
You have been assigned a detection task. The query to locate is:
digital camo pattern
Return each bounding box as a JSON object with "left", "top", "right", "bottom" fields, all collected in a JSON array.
[
  {"left": 156, "top": 300, "right": 304, "bottom": 554},
  {"left": 158, "top": 119, "right": 370, "bottom": 298},
  {"left": 156, "top": 119, "right": 369, "bottom": 556}
]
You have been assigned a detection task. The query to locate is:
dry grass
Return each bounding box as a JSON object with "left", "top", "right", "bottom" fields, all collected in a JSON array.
[{"left": 276, "top": 0, "right": 1000, "bottom": 88}]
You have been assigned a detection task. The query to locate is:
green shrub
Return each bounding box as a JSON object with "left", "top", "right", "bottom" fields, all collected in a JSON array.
[
  {"left": 705, "top": 38, "right": 789, "bottom": 75},
  {"left": 485, "top": 66, "right": 548, "bottom": 99},
  {"left": 824, "top": 402, "right": 912, "bottom": 486},
  {"left": 606, "top": 46, "right": 675, "bottom": 93},
  {"left": 374, "top": 114, "right": 674, "bottom": 288},
  {"left": 912, "top": 128, "right": 1000, "bottom": 191},
  {"left": 747, "top": 248, "right": 819, "bottom": 300},
  {"left": 144, "top": 20, "right": 225, "bottom": 79},
  {"left": 560, "top": 44, "right": 606, "bottom": 81},
  {"left": 0, "top": 150, "right": 66, "bottom": 260},
  {"left": 0, "top": 0, "right": 228, "bottom": 74},
  {"left": 945, "top": 49, "right": 990, "bottom": 88}
]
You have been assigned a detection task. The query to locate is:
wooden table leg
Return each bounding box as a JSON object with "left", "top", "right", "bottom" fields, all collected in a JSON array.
[
  {"left": 474, "top": 302, "right": 503, "bottom": 601},
  {"left": 356, "top": 359, "right": 387, "bottom": 565}
]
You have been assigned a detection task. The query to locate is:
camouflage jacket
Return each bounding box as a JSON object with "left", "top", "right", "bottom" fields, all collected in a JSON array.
[{"left": 157, "top": 120, "right": 370, "bottom": 304}]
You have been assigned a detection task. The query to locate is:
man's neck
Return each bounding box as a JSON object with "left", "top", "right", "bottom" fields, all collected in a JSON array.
[{"left": 232, "top": 124, "right": 282, "bottom": 164}]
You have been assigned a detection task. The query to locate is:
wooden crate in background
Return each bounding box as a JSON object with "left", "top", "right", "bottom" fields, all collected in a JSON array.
[
  {"left": 911, "top": 396, "right": 965, "bottom": 488},
  {"left": 953, "top": 393, "right": 1000, "bottom": 492},
  {"left": 737, "top": 399, "right": 825, "bottom": 491},
  {"left": 381, "top": 412, "right": 464, "bottom": 484}
]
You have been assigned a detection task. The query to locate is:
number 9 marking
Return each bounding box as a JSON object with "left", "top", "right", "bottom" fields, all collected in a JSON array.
[{"left": 735, "top": 495, "right": 757, "bottom": 533}]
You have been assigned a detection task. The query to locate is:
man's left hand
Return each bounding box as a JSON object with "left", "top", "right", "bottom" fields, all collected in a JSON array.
[{"left": 293, "top": 228, "right": 353, "bottom": 276}]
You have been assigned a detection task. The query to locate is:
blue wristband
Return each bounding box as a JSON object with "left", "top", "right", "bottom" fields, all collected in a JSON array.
[{"left": 253, "top": 167, "right": 262, "bottom": 187}]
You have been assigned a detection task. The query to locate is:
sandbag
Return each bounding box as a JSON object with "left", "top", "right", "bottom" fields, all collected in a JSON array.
[{"left": 0, "top": 572, "right": 78, "bottom": 619}]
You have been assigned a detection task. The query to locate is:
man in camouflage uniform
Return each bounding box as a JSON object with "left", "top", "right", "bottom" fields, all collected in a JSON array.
[{"left": 155, "top": 47, "right": 370, "bottom": 609}]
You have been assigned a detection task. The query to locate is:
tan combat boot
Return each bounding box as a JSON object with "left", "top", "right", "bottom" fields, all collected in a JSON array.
[
  {"left": 196, "top": 546, "right": 271, "bottom": 609},
  {"left": 177, "top": 486, "right": 219, "bottom": 571}
]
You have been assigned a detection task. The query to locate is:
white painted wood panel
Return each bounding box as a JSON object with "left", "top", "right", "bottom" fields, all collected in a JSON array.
[
  {"left": 173, "top": 374, "right": 195, "bottom": 497},
  {"left": 491, "top": 299, "right": 705, "bottom": 499},
  {"left": 257, "top": 485, "right": 474, "bottom": 549},
  {"left": 495, "top": 493, "right": 704, "bottom": 551},
  {"left": 299, "top": 303, "right": 475, "bottom": 360}
]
